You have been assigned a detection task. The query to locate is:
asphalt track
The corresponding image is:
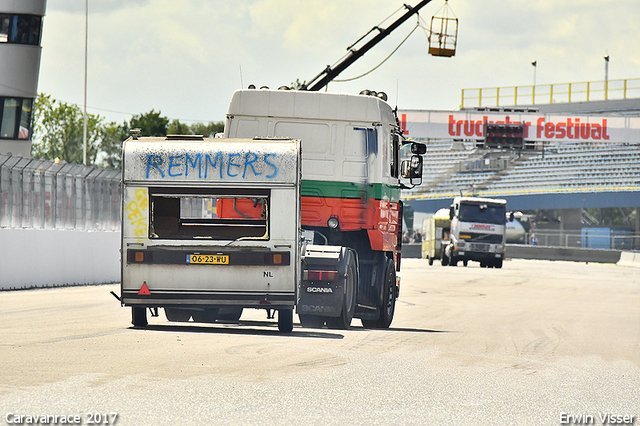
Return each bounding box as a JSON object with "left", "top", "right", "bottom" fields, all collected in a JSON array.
[{"left": 1, "top": 259, "right": 638, "bottom": 425}]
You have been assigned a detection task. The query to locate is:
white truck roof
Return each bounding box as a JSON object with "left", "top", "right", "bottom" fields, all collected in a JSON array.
[
  {"left": 453, "top": 196, "right": 507, "bottom": 205},
  {"left": 227, "top": 89, "right": 397, "bottom": 125}
]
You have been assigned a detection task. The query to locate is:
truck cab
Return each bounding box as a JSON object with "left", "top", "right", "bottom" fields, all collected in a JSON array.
[
  {"left": 443, "top": 196, "right": 509, "bottom": 268},
  {"left": 224, "top": 88, "right": 425, "bottom": 328}
]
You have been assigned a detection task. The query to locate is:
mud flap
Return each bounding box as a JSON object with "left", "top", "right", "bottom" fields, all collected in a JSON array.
[{"left": 297, "top": 245, "right": 350, "bottom": 318}]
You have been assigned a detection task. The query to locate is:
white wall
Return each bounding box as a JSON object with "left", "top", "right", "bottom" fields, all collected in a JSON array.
[{"left": 0, "top": 229, "right": 120, "bottom": 289}]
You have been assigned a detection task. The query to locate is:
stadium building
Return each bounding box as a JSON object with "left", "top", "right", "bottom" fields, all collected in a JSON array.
[{"left": 0, "top": 0, "right": 45, "bottom": 157}]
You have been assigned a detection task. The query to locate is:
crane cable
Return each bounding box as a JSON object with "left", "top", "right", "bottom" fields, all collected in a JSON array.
[
  {"left": 420, "top": 0, "right": 457, "bottom": 43},
  {"left": 333, "top": 18, "right": 423, "bottom": 83}
]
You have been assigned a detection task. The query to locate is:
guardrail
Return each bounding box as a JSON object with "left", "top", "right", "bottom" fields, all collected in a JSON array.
[
  {"left": 0, "top": 153, "right": 121, "bottom": 231},
  {"left": 400, "top": 243, "right": 624, "bottom": 264},
  {"left": 525, "top": 231, "right": 638, "bottom": 251},
  {"left": 461, "top": 77, "right": 640, "bottom": 109}
]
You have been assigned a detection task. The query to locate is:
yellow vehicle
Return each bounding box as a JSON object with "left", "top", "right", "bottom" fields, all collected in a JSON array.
[{"left": 421, "top": 208, "right": 451, "bottom": 266}]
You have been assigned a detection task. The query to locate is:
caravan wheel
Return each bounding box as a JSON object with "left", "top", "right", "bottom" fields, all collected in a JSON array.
[{"left": 278, "top": 309, "right": 294, "bottom": 333}]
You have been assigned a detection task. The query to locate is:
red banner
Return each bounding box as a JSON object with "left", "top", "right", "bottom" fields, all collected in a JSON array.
[{"left": 399, "top": 110, "right": 640, "bottom": 143}]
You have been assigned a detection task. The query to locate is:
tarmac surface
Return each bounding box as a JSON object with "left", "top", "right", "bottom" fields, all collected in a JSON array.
[{"left": 1, "top": 259, "right": 638, "bottom": 425}]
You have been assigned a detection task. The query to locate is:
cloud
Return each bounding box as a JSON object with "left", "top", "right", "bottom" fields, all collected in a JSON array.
[
  {"left": 37, "top": 0, "right": 640, "bottom": 123},
  {"left": 46, "top": 0, "right": 150, "bottom": 15}
]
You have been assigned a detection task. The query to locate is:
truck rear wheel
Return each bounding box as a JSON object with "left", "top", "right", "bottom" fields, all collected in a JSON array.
[
  {"left": 278, "top": 308, "right": 294, "bottom": 333},
  {"left": 362, "top": 257, "right": 396, "bottom": 329},
  {"left": 165, "top": 307, "right": 191, "bottom": 322},
  {"left": 326, "top": 251, "right": 357, "bottom": 330},
  {"left": 131, "top": 307, "right": 148, "bottom": 328}
]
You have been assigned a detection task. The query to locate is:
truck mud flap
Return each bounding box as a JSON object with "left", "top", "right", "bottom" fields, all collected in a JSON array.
[
  {"left": 298, "top": 245, "right": 351, "bottom": 318},
  {"left": 297, "top": 281, "right": 344, "bottom": 317}
]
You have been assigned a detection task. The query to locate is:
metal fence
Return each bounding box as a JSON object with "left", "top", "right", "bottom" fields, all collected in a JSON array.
[
  {"left": 525, "top": 231, "right": 639, "bottom": 251},
  {"left": 461, "top": 77, "right": 640, "bottom": 109},
  {"left": 0, "top": 154, "right": 121, "bottom": 231}
]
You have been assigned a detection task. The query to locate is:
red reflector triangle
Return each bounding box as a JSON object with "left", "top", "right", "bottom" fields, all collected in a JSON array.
[{"left": 138, "top": 282, "right": 151, "bottom": 295}]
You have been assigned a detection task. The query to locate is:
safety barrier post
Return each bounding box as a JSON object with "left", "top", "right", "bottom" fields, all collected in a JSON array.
[{"left": 532, "top": 85, "right": 535, "bottom": 104}]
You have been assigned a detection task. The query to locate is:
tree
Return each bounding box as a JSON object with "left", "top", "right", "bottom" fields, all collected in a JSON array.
[
  {"left": 32, "top": 94, "right": 225, "bottom": 168},
  {"left": 98, "top": 121, "right": 129, "bottom": 169},
  {"left": 130, "top": 110, "right": 169, "bottom": 137},
  {"left": 167, "top": 120, "right": 224, "bottom": 137},
  {"left": 31, "top": 93, "right": 102, "bottom": 164},
  {"left": 168, "top": 119, "right": 189, "bottom": 135},
  {"left": 189, "top": 121, "right": 224, "bottom": 137}
]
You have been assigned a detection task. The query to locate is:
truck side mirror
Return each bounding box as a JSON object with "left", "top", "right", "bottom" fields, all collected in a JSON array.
[
  {"left": 400, "top": 154, "right": 423, "bottom": 185},
  {"left": 449, "top": 207, "right": 454, "bottom": 220},
  {"left": 509, "top": 212, "right": 515, "bottom": 222}
]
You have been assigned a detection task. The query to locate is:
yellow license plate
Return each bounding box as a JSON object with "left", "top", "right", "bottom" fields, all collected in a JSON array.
[{"left": 187, "top": 254, "right": 229, "bottom": 264}]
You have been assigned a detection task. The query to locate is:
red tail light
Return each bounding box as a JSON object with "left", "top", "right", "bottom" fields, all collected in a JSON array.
[
  {"left": 304, "top": 270, "right": 339, "bottom": 281},
  {"left": 127, "top": 250, "right": 153, "bottom": 264}
]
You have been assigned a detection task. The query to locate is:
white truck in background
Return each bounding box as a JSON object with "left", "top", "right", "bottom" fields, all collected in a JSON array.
[{"left": 442, "top": 196, "right": 511, "bottom": 268}]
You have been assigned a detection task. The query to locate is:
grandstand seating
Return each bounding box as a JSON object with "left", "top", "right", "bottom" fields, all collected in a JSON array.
[{"left": 407, "top": 140, "right": 640, "bottom": 197}]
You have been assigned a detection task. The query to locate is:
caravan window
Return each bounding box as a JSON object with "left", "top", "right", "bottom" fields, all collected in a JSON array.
[{"left": 149, "top": 187, "right": 269, "bottom": 240}]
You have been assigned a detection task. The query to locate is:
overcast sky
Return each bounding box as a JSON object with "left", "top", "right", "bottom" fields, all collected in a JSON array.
[{"left": 37, "top": 0, "right": 640, "bottom": 125}]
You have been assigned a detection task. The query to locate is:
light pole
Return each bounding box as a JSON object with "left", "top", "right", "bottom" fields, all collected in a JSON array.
[
  {"left": 83, "top": 0, "right": 88, "bottom": 165},
  {"left": 531, "top": 60, "right": 537, "bottom": 104},
  {"left": 604, "top": 55, "right": 610, "bottom": 100}
]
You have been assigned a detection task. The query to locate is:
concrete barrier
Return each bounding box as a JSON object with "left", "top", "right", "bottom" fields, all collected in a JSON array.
[
  {"left": 0, "top": 229, "right": 120, "bottom": 290},
  {"left": 505, "top": 245, "right": 621, "bottom": 263},
  {"left": 401, "top": 243, "right": 623, "bottom": 264},
  {"left": 617, "top": 251, "right": 640, "bottom": 268},
  {"left": 2, "top": 232, "right": 633, "bottom": 290}
]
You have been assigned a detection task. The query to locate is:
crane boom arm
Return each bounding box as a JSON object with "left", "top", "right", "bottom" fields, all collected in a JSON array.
[{"left": 304, "top": 0, "right": 435, "bottom": 92}]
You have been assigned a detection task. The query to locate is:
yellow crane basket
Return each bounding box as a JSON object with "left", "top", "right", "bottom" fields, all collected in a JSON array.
[{"left": 428, "top": 0, "right": 458, "bottom": 57}]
